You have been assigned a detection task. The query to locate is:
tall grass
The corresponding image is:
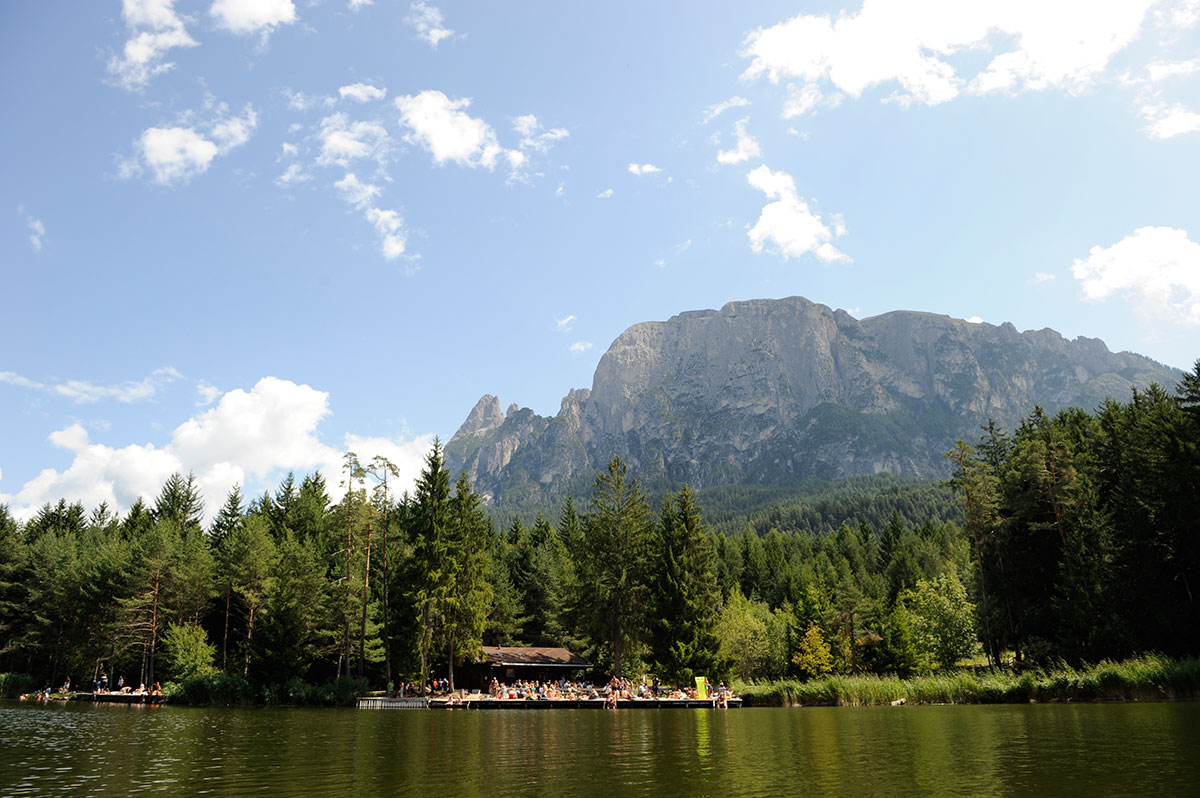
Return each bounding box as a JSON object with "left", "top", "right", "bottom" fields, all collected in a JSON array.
[{"left": 734, "top": 655, "right": 1200, "bottom": 707}]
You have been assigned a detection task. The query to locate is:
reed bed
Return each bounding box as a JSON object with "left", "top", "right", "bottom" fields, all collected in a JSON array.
[{"left": 734, "top": 655, "right": 1200, "bottom": 707}]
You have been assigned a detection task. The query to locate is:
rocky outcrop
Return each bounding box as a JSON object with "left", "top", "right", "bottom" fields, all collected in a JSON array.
[{"left": 445, "top": 297, "right": 1182, "bottom": 504}]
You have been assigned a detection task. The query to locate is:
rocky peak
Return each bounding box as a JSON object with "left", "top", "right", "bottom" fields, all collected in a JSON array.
[{"left": 454, "top": 394, "right": 506, "bottom": 437}]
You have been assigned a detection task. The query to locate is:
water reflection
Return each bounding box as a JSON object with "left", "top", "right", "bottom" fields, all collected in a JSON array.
[{"left": 2, "top": 701, "right": 1198, "bottom": 797}]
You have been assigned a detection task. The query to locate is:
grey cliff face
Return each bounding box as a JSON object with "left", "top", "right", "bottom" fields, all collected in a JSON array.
[{"left": 445, "top": 296, "right": 1182, "bottom": 505}]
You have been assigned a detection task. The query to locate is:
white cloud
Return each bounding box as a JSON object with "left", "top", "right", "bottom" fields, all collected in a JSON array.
[
  {"left": 702, "top": 96, "right": 750, "bottom": 123},
  {"left": 349, "top": 0, "right": 372, "bottom": 9},
  {"left": 1140, "top": 101, "right": 1200, "bottom": 138},
  {"left": 132, "top": 126, "right": 219, "bottom": 185},
  {"left": 276, "top": 162, "right": 309, "bottom": 187},
  {"left": 570, "top": 341, "right": 593, "bottom": 353},
  {"left": 339, "top": 83, "right": 387, "bottom": 103},
  {"left": 783, "top": 82, "right": 823, "bottom": 118},
  {"left": 1147, "top": 58, "right": 1200, "bottom": 83},
  {"left": 966, "top": 315, "right": 984, "bottom": 324},
  {"left": 1033, "top": 271, "right": 1056, "bottom": 283},
  {"left": 0, "top": 371, "right": 46, "bottom": 390},
  {"left": 597, "top": 188, "right": 614, "bottom": 199},
  {"left": 396, "top": 90, "right": 517, "bottom": 170},
  {"left": 196, "top": 382, "right": 221, "bottom": 406},
  {"left": 4, "top": 378, "right": 435, "bottom": 522},
  {"left": 317, "top": 112, "right": 390, "bottom": 167},
  {"left": 628, "top": 163, "right": 661, "bottom": 176},
  {"left": 1071, "top": 226, "right": 1200, "bottom": 326},
  {"left": 512, "top": 114, "right": 570, "bottom": 152},
  {"left": 18, "top": 205, "right": 45, "bottom": 253},
  {"left": 0, "top": 366, "right": 181, "bottom": 403},
  {"left": 746, "top": 164, "right": 848, "bottom": 262},
  {"left": 108, "top": 0, "right": 199, "bottom": 91},
  {"left": 555, "top": 314, "right": 575, "bottom": 332},
  {"left": 742, "top": 1, "right": 1154, "bottom": 113},
  {"left": 209, "top": 105, "right": 258, "bottom": 153},
  {"left": 334, "top": 173, "right": 406, "bottom": 260},
  {"left": 716, "top": 118, "right": 763, "bottom": 165},
  {"left": 123, "top": 102, "right": 257, "bottom": 185},
  {"left": 334, "top": 172, "right": 381, "bottom": 208},
  {"left": 210, "top": 0, "right": 297, "bottom": 38},
  {"left": 284, "top": 89, "right": 334, "bottom": 112},
  {"left": 405, "top": 2, "right": 453, "bottom": 48}
]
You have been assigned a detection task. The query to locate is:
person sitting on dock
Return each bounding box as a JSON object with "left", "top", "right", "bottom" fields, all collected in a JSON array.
[{"left": 604, "top": 691, "right": 618, "bottom": 709}]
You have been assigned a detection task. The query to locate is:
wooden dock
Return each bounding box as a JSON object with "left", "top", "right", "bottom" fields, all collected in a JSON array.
[
  {"left": 356, "top": 695, "right": 740, "bottom": 709},
  {"left": 91, "top": 692, "right": 165, "bottom": 705},
  {"left": 356, "top": 696, "right": 430, "bottom": 709}
]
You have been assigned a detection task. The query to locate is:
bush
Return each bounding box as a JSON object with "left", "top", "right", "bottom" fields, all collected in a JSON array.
[
  {"left": 172, "top": 673, "right": 255, "bottom": 706},
  {"left": 0, "top": 673, "right": 37, "bottom": 698}
]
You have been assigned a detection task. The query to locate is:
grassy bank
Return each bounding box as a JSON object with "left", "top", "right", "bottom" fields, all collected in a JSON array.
[{"left": 734, "top": 655, "right": 1200, "bottom": 707}]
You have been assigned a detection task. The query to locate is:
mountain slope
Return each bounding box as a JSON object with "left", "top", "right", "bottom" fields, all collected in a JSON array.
[{"left": 445, "top": 297, "right": 1182, "bottom": 505}]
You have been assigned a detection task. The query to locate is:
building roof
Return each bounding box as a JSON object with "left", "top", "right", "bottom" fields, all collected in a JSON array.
[{"left": 478, "top": 646, "right": 589, "bottom": 668}]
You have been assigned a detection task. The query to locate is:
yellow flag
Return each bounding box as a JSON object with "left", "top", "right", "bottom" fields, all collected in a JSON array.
[{"left": 695, "top": 676, "right": 707, "bottom": 700}]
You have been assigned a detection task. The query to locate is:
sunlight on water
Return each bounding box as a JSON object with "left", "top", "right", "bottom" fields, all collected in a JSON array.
[{"left": 2, "top": 701, "right": 1199, "bottom": 797}]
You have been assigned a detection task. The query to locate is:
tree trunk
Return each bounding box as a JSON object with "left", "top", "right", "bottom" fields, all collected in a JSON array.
[
  {"left": 358, "top": 523, "right": 372, "bottom": 680},
  {"left": 222, "top": 589, "right": 231, "bottom": 672}
]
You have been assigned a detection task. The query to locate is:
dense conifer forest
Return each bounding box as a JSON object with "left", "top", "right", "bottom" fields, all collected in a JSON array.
[{"left": 1, "top": 363, "right": 1196, "bottom": 703}]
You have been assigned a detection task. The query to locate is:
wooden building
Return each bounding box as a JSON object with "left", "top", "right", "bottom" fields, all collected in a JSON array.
[{"left": 459, "top": 646, "right": 589, "bottom": 690}]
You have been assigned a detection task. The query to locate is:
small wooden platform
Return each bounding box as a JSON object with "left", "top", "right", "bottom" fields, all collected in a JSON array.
[
  {"left": 466, "top": 697, "right": 741, "bottom": 709},
  {"left": 91, "top": 692, "right": 165, "bottom": 705},
  {"left": 356, "top": 696, "right": 430, "bottom": 709}
]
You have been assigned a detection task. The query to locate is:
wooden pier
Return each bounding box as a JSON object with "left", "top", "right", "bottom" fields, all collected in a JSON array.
[
  {"left": 91, "top": 692, "right": 165, "bottom": 705},
  {"left": 356, "top": 696, "right": 430, "bottom": 709},
  {"left": 356, "top": 695, "right": 740, "bottom": 709}
]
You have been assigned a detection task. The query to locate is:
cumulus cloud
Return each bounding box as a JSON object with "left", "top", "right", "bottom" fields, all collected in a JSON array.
[
  {"left": 276, "top": 162, "right": 309, "bottom": 187},
  {"left": 597, "top": 188, "right": 614, "bottom": 199},
  {"left": 570, "top": 341, "right": 593, "bottom": 353},
  {"left": 628, "top": 163, "right": 661, "bottom": 176},
  {"left": 702, "top": 96, "right": 750, "bottom": 123},
  {"left": 746, "top": 164, "right": 848, "bottom": 262},
  {"left": 210, "top": 0, "right": 297, "bottom": 39},
  {"left": 716, "top": 118, "right": 763, "bottom": 165},
  {"left": 108, "top": 0, "right": 199, "bottom": 91},
  {"left": 340, "top": 83, "right": 387, "bottom": 103},
  {"left": 1140, "top": 101, "right": 1200, "bottom": 138},
  {"left": 405, "top": 2, "right": 453, "bottom": 48},
  {"left": 742, "top": 1, "right": 1154, "bottom": 113},
  {"left": 396, "top": 90, "right": 517, "bottom": 170},
  {"left": 18, "top": 205, "right": 44, "bottom": 253},
  {"left": 1071, "top": 226, "right": 1200, "bottom": 326},
  {"left": 3, "top": 378, "right": 435, "bottom": 522},
  {"left": 317, "top": 112, "right": 390, "bottom": 167},
  {"left": 122, "top": 103, "right": 258, "bottom": 185},
  {"left": 555, "top": 314, "right": 575, "bottom": 332}
]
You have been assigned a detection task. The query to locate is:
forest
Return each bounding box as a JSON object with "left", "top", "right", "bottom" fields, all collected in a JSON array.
[{"left": 1, "top": 362, "right": 1197, "bottom": 703}]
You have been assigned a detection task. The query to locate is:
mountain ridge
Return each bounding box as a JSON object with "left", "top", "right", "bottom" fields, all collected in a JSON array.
[{"left": 445, "top": 296, "right": 1182, "bottom": 505}]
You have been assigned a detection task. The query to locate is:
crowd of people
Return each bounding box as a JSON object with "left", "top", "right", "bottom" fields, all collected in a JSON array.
[{"left": 477, "top": 675, "right": 737, "bottom": 707}]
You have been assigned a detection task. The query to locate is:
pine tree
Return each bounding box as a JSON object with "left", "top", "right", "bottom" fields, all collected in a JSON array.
[
  {"left": 649, "top": 485, "right": 722, "bottom": 682},
  {"left": 577, "top": 457, "right": 653, "bottom": 677}
]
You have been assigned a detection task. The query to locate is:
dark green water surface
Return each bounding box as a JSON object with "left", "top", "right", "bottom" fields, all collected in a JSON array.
[{"left": 2, "top": 700, "right": 1198, "bottom": 796}]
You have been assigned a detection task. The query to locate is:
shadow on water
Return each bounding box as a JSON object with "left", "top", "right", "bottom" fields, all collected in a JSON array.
[{"left": 2, "top": 700, "right": 1199, "bottom": 797}]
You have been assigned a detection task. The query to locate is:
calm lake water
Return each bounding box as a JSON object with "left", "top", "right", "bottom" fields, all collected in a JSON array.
[{"left": 2, "top": 700, "right": 1198, "bottom": 796}]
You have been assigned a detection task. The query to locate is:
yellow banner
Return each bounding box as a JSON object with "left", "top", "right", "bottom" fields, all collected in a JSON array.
[{"left": 695, "top": 677, "right": 707, "bottom": 700}]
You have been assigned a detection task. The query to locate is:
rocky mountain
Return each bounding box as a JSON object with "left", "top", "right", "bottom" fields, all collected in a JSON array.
[{"left": 445, "top": 296, "right": 1182, "bottom": 505}]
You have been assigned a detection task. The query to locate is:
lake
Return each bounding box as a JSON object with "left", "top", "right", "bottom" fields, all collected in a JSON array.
[{"left": 2, "top": 700, "right": 1198, "bottom": 796}]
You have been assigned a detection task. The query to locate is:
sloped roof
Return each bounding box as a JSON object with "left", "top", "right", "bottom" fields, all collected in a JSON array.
[{"left": 479, "top": 646, "right": 589, "bottom": 668}]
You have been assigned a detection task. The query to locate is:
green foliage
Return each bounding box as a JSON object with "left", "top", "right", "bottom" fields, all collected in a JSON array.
[
  {"left": 161, "top": 623, "right": 218, "bottom": 680},
  {"left": 792, "top": 623, "right": 834, "bottom": 679},
  {"left": 0, "top": 672, "right": 37, "bottom": 698},
  {"left": 900, "top": 572, "right": 977, "bottom": 669}
]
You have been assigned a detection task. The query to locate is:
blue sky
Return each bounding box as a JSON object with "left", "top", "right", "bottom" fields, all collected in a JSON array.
[{"left": 2, "top": 0, "right": 1198, "bottom": 519}]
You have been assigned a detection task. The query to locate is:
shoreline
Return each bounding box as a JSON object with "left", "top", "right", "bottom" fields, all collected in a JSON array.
[{"left": 734, "top": 655, "right": 1200, "bottom": 707}]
